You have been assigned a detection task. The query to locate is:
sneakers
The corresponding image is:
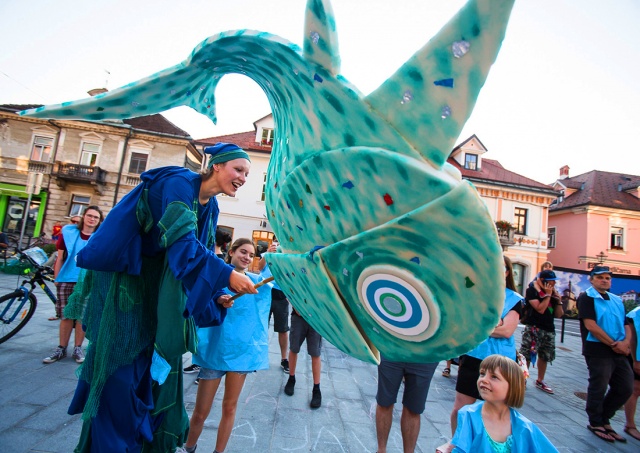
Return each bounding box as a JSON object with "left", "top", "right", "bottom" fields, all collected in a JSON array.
[
  {"left": 284, "top": 375, "right": 295, "bottom": 396},
  {"left": 43, "top": 346, "right": 67, "bottom": 364},
  {"left": 175, "top": 444, "right": 197, "bottom": 453},
  {"left": 281, "top": 358, "right": 290, "bottom": 373},
  {"left": 310, "top": 387, "right": 322, "bottom": 408},
  {"left": 194, "top": 378, "right": 200, "bottom": 385},
  {"left": 72, "top": 346, "right": 85, "bottom": 364},
  {"left": 536, "top": 380, "right": 554, "bottom": 394},
  {"left": 183, "top": 364, "right": 200, "bottom": 374}
]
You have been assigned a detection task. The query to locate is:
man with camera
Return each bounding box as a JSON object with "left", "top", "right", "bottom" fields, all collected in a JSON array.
[{"left": 519, "top": 269, "right": 563, "bottom": 394}]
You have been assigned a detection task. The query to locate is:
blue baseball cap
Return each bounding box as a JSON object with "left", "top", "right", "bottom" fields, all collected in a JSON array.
[
  {"left": 590, "top": 266, "right": 612, "bottom": 276},
  {"left": 539, "top": 270, "right": 558, "bottom": 281}
]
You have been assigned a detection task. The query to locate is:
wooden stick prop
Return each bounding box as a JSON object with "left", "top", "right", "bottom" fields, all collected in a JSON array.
[{"left": 228, "top": 276, "right": 274, "bottom": 302}]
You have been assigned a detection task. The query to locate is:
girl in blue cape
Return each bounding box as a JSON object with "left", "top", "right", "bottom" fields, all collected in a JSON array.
[
  {"left": 181, "top": 238, "right": 272, "bottom": 453},
  {"left": 65, "top": 143, "right": 258, "bottom": 453},
  {"left": 439, "top": 256, "right": 523, "bottom": 453},
  {"left": 452, "top": 354, "right": 558, "bottom": 453}
]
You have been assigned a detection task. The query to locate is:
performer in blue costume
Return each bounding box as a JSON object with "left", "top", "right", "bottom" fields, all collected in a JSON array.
[
  {"left": 64, "top": 143, "right": 257, "bottom": 453},
  {"left": 182, "top": 238, "right": 273, "bottom": 453},
  {"left": 452, "top": 355, "right": 558, "bottom": 453}
]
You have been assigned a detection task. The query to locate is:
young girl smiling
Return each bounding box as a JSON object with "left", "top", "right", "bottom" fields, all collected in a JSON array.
[
  {"left": 181, "top": 238, "right": 272, "bottom": 453},
  {"left": 451, "top": 355, "right": 558, "bottom": 453}
]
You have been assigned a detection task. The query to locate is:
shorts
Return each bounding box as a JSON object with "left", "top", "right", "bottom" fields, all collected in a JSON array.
[
  {"left": 519, "top": 325, "right": 556, "bottom": 364},
  {"left": 270, "top": 289, "right": 290, "bottom": 333},
  {"left": 289, "top": 313, "right": 322, "bottom": 357},
  {"left": 198, "top": 368, "right": 252, "bottom": 380},
  {"left": 376, "top": 358, "right": 437, "bottom": 414},
  {"left": 56, "top": 282, "right": 76, "bottom": 319},
  {"left": 455, "top": 354, "right": 483, "bottom": 399}
]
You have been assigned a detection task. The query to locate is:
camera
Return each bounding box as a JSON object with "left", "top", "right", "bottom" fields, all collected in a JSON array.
[{"left": 255, "top": 241, "right": 269, "bottom": 258}]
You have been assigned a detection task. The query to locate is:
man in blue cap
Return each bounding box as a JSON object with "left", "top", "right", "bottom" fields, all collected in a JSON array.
[{"left": 577, "top": 266, "right": 633, "bottom": 444}]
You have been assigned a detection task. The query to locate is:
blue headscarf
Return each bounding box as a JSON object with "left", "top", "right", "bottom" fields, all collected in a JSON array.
[{"left": 204, "top": 143, "right": 250, "bottom": 169}]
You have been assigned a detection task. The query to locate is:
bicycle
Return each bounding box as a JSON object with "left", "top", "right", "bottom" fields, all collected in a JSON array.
[{"left": 0, "top": 248, "right": 57, "bottom": 344}]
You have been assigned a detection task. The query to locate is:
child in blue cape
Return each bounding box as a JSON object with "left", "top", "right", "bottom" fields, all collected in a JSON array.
[
  {"left": 452, "top": 355, "right": 558, "bottom": 453},
  {"left": 181, "top": 238, "right": 272, "bottom": 453}
]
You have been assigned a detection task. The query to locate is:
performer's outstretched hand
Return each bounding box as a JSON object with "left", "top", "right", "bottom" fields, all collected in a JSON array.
[{"left": 229, "top": 271, "right": 258, "bottom": 295}]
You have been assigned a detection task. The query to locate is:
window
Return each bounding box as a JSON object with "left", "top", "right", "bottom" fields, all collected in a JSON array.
[
  {"left": 31, "top": 135, "right": 53, "bottom": 162},
  {"left": 547, "top": 227, "right": 556, "bottom": 248},
  {"left": 464, "top": 153, "right": 478, "bottom": 170},
  {"left": 261, "top": 128, "right": 275, "bottom": 146},
  {"left": 128, "top": 152, "right": 148, "bottom": 174},
  {"left": 260, "top": 173, "right": 267, "bottom": 201},
  {"left": 610, "top": 227, "right": 624, "bottom": 250},
  {"left": 514, "top": 208, "right": 527, "bottom": 235},
  {"left": 69, "top": 195, "right": 91, "bottom": 217},
  {"left": 80, "top": 142, "right": 100, "bottom": 166},
  {"left": 250, "top": 230, "right": 275, "bottom": 272}
]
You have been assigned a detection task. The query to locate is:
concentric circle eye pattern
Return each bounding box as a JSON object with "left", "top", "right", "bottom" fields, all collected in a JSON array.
[{"left": 358, "top": 268, "right": 439, "bottom": 341}]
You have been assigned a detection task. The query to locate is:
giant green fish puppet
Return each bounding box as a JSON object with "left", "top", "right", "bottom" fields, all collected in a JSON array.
[{"left": 23, "top": 0, "right": 515, "bottom": 363}]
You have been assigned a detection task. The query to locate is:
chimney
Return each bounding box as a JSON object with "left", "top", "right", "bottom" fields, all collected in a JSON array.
[
  {"left": 559, "top": 165, "right": 569, "bottom": 179},
  {"left": 87, "top": 88, "right": 108, "bottom": 97}
]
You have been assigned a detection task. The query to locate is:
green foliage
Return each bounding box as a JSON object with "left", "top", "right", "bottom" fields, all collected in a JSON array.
[
  {"left": 623, "top": 299, "right": 638, "bottom": 314},
  {"left": 495, "top": 220, "right": 513, "bottom": 231},
  {"left": 42, "top": 243, "right": 57, "bottom": 256}
]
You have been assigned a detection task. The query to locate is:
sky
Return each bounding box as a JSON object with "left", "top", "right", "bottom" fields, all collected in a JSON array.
[{"left": 1, "top": 0, "right": 639, "bottom": 184}]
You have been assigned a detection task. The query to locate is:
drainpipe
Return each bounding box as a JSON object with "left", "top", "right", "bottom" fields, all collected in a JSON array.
[
  {"left": 46, "top": 120, "right": 62, "bottom": 190},
  {"left": 38, "top": 119, "right": 62, "bottom": 234},
  {"left": 113, "top": 126, "right": 133, "bottom": 206}
]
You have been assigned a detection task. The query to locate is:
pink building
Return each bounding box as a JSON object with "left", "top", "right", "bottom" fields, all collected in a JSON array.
[{"left": 548, "top": 167, "right": 640, "bottom": 277}]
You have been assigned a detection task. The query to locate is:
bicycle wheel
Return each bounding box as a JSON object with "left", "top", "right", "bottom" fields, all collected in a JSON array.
[{"left": 0, "top": 291, "right": 37, "bottom": 344}]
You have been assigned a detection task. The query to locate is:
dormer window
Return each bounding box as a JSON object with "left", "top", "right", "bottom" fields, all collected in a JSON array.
[
  {"left": 261, "top": 128, "right": 275, "bottom": 147},
  {"left": 464, "top": 153, "right": 478, "bottom": 170}
]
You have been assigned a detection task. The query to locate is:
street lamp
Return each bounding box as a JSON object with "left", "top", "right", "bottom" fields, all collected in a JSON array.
[{"left": 596, "top": 251, "right": 608, "bottom": 264}]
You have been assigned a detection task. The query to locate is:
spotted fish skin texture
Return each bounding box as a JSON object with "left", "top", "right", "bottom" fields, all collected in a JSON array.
[{"left": 22, "top": 0, "right": 516, "bottom": 363}]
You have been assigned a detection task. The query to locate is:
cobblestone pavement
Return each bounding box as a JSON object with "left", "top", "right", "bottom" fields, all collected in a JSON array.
[{"left": 0, "top": 271, "right": 637, "bottom": 452}]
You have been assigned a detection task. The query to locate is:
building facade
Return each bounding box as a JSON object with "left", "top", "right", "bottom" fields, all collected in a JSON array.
[
  {"left": 0, "top": 103, "right": 201, "bottom": 244},
  {"left": 448, "top": 135, "right": 559, "bottom": 294},
  {"left": 548, "top": 167, "right": 640, "bottom": 277}
]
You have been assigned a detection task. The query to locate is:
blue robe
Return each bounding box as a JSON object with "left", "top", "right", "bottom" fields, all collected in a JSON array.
[
  {"left": 194, "top": 272, "right": 273, "bottom": 372},
  {"left": 452, "top": 401, "right": 558, "bottom": 453},
  {"left": 466, "top": 289, "right": 523, "bottom": 361},
  {"left": 67, "top": 167, "right": 234, "bottom": 453}
]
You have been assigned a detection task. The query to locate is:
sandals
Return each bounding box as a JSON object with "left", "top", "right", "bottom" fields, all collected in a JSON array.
[
  {"left": 442, "top": 367, "right": 451, "bottom": 378},
  {"left": 604, "top": 426, "right": 626, "bottom": 443},
  {"left": 48, "top": 316, "right": 60, "bottom": 321},
  {"left": 624, "top": 426, "right": 640, "bottom": 441},
  {"left": 587, "top": 425, "right": 614, "bottom": 443}
]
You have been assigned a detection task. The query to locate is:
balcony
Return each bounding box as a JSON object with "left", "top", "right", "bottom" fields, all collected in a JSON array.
[
  {"left": 123, "top": 174, "right": 142, "bottom": 186},
  {"left": 495, "top": 220, "right": 515, "bottom": 251},
  {"left": 28, "top": 160, "right": 54, "bottom": 174},
  {"left": 54, "top": 162, "right": 107, "bottom": 194}
]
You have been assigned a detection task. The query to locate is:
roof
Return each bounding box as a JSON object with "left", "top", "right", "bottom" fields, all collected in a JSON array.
[
  {"left": 0, "top": 104, "right": 191, "bottom": 138},
  {"left": 451, "top": 134, "right": 488, "bottom": 154},
  {"left": 123, "top": 116, "right": 190, "bottom": 138},
  {"left": 195, "top": 131, "right": 273, "bottom": 153},
  {"left": 447, "top": 156, "right": 557, "bottom": 194},
  {"left": 550, "top": 170, "right": 640, "bottom": 212}
]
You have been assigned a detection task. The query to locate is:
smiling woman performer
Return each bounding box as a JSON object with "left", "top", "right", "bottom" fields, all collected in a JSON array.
[{"left": 65, "top": 143, "right": 257, "bottom": 453}]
